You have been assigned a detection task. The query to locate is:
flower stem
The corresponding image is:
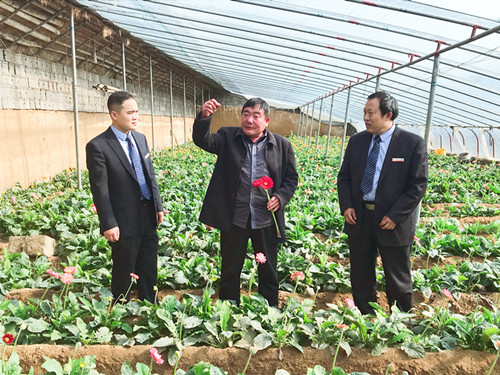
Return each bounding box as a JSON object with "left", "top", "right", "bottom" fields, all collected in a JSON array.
[
  {"left": 487, "top": 350, "right": 500, "bottom": 375},
  {"left": 419, "top": 297, "right": 445, "bottom": 338},
  {"left": 331, "top": 329, "right": 345, "bottom": 373},
  {"left": 265, "top": 190, "right": 281, "bottom": 238},
  {"left": 241, "top": 351, "right": 253, "bottom": 375}
]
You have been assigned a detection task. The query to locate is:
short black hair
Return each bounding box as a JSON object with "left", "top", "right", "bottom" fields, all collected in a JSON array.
[
  {"left": 367, "top": 91, "right": 399, "bottom": 121},
  {"left": 107, "top": 91, "right": 135, "bottom": 113},
  {"left": 242, "top": 97, "right": 270, "bottom": 118}
]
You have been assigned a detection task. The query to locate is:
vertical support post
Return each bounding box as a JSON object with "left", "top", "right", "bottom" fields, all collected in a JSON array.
[
  {"left": 201, "top": 86, "right": 204, "bottom": 104},
  {"left": 70, "top": 9, "right": 81, "bottom": 189},
  {"left": 375, "top": 75, "right": 381, "bottom": 92},
  {"left": 303, "top": 104, "right": 310, "bottom": 138},
  {"left": 149, "top": 55, "right": 155, "bottom": 153},
  {"left": 169, "top": 67, "right": 174, "bottom": 151},
  {"left": 121, "top": 32, "right": 127, "bottom": 91},
  {"left": 315, "top": 98, "right": 324, "bottom": 150},
  {"left": 424, "top": 54, "right": 440, "bottom": 147},
  {"left": 183, "top": 75, "right": 187, "bottom": 145},
  {"left": 339, "top": 86, "right": 351, "bottom": 167},
  {"left": 325, "top": 94, "right": 335, "bottom": 157},
  {"left": 297, "top": 107, "right": 304, "bottom": 135},
  {"left": 308, "top": 101, "right": 315, "bottom": 145},
  {"left": 193, "top": 81, "right": 197, "bottom": 116}
]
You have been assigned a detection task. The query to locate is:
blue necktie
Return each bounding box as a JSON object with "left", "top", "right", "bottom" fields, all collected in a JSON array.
[
  {"left": 126, "top": 135, "right": 152, "bottom": 200},
  {"left": 360, "top": 135, "right": 381, "bottom": 195}
]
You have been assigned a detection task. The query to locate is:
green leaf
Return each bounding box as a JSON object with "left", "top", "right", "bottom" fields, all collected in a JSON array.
[
  {"left": 152, "top": 336, "right": 174, "bottom": 348},
  {"left": 94, "top": 327, "right": 112, "bottom": 343},
  {"left": 401, "top": 341, "right": 425, "bottom": 359},
  {"left": 120, "top": 361, "right": 135, "bottom": 375},
  {"left": 183, "top": 316, "right": 203, "bottom": 329},
  {"left": 41, "top": 356, "right": 63, "bottom": 375},
  {"left": 27, "top": 318, "right": 50, "bottom": 333},
  {"left": 253, "top": 333, "right": 272, "bottom": 351},
  {"left": 135, "top": 362, "right": 151, "bottom": 375}
]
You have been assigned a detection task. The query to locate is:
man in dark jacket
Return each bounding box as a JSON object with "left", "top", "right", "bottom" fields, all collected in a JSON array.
[
  {"left": 337, "top": 91, "right": 428, "bottom": 314},
  {"left": 193, "top": 97, "right": 298, "bottom": 306},
  {"left": 86, "top": 91, "right": 163, "bottom": 303}
]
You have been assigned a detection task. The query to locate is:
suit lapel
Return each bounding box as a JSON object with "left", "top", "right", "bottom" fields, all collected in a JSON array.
[{"left": 104, "top": 127, "right": 138, "bottom": 182}]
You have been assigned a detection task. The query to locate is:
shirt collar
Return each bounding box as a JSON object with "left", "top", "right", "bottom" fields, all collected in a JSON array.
[
  {"left": 111, "top": 125, "right": 129, "bottom": 141},
  {"left": 377, "top": 124, "right": 395, "bottom": 143}
]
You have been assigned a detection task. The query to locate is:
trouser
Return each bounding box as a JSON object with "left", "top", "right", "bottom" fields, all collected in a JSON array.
[
  {"left": 219, "top": 223, "right": 278, "bottom": 306},
  {"left": 110, "top": 199, "right": 158, "bottom": 303},
  {"left": 348, "top": 207, "right": 413, "bottom": 315}
]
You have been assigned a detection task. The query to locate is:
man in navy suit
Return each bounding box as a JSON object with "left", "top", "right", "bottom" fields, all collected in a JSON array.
[
  {"left": 86, "top": 91, "right": 163, "bottom": 303},
  {"left": 337, "top": 91, "right": 428, "bottom": 314}
]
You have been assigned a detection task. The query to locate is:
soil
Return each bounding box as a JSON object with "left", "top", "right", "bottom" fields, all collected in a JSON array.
[
  {"left": 3, "top": 344, "right": 497, "bottom": 375},
  {"left": 4, "top": 286, "right": 500, "bottom": 375}
]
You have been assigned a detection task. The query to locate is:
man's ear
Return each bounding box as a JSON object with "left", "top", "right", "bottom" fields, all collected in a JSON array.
[
  {"left": 265, "top": 117, "right": 270, "bottom": 125},
  {"left": 109, "top": 111, "right": 118, "bottom": 121},
  {"left": 385, "top": 112, "right": 393, "bottom": 121}
]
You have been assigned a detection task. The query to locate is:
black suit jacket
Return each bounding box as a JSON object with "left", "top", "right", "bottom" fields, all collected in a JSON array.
[
  {"left": 86, "top": 127, "right": 163, "bottom": 237},
  {"left": 337, "top": 127, "right": 428, "bottom": 246},
  {"left": 193, "top": 114, "right": 298, "bottom": 243}
]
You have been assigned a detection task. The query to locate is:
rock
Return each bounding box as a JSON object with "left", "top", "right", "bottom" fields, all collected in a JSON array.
[{"left": 8, "top": 235, "right": 56, "bottom": 257}]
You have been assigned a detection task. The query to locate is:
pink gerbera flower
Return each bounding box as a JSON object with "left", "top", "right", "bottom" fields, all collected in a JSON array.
[
  {"left": 255, "top": 253, "right": 267, "bottom": 264},
  {"left": 60, "top": 273, "right": 74, "bottom": 284},
  {"left": 291, "top": 271, "right": 305, "bottom": 282},
  {"left": 130, "top": 273, "right": 139, "bottom": 280},
  {"left": 46, "top": 269, "right": 59, "bottom": 279},
  {"left": 64, "top": 266, "right": 77, "bottom": 274},
  {"left": 345, "top": 297, "right": 355, "bottom": 309},
  {"left": 149, "top": 347, "right": 164, "bottom": 365},
  {"left": 442, "top": 289, "right": 453, "bottom": 299}
]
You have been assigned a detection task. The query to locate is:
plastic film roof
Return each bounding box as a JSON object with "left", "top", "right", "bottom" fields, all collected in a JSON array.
[{"left": 75, "top": 0, "right": 500, "bottom": 128}]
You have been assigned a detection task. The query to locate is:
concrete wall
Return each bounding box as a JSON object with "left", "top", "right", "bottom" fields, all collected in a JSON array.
[
  {"left": 2, "top": 49, "right": 346, "bottom": 189},
  {"left": 0, "top": 49, "right": 197, "bottom": 189}
]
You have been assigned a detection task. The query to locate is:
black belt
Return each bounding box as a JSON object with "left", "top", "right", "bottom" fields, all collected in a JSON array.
[
  {"left": 363, "top": 201, "right": 375, "bottom": 211},
  {"left": 141, "top": 197, "right": 152, "bottom": 206}
]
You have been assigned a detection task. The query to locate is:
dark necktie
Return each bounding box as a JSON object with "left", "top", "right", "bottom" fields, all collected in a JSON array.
[
  {"left": 126, "top": 135, "right": 152, "bottom": 200},
  {"left": 360, "top": 135, "right": 381, "bottom": 195}
]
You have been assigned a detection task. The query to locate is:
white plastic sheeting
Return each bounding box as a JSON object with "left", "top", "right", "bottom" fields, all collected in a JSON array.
[{"left": 75, "top": 0, "right": 500, "bottom": 158}]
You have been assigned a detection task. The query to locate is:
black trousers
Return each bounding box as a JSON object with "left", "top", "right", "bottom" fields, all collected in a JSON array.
[
  {"left": 110, "top": 199, "right": 158, "bottom": 303},
  {"left": 220, "top": 224, "right": 278, "bottom": 306},
  {"left": 348, "top": 208, "right": 412, "bottom": 315}
]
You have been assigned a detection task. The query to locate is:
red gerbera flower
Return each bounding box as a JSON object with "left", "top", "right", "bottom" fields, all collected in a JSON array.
[
  {"left": 259, "top": 176, "right": 274, "bottom": 189},
  {"left": 2, "top": 333, "right": 14, "bottom": 344}
]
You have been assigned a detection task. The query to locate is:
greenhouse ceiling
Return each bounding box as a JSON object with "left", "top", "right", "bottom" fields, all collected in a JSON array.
[{"left": 74, "top": 0, "right": 500, "bottom": 127}]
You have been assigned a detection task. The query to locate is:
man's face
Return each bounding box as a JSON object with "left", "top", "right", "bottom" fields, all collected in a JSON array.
[
  {"left": 241, "top": 105, "right": 270, "bottom": 142},
  {"left": 363, "top": 98, "right": 392, "bottom": 135},
  {"left": 110, "top": 98, "right": 139, "bottom": 134}
]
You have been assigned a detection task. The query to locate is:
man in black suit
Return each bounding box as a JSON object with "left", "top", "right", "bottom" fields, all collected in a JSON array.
[
  {"left": 193, "top": 97, "right": 298, "bottom": 306},
  {"left": 337, "top": 91, "right": 428, "bottom": 314},
  {"left": 86, "top": 91, "right": 164, "bottom": 303}
]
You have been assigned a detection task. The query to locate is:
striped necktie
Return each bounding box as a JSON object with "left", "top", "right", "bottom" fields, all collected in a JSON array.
[
  {"left": 126, "top": 135, "right": 152, "bottom": 200},
  {"left": 360, "top": 135, "right": 381, "bottom": 195}
]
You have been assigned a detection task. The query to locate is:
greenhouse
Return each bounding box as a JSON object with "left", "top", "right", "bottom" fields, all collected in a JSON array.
[{"left": 0, "top": 0, "right": 499, "bottom": 374}]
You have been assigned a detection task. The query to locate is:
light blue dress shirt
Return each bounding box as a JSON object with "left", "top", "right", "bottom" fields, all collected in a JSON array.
[
  {"left": 363, "top": 125, "right": 395, "bottom": 201},
  {"left": 110, "top": 125, "right": 139, "bottom": 164}
]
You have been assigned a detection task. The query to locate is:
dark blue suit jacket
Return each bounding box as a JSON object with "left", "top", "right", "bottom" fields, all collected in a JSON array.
[
  {"left": 86, "top": 127, "right": 163, "bottom": 236},
  {"left": 337, "top": 127, "right": 428, "bottom": 246}
]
